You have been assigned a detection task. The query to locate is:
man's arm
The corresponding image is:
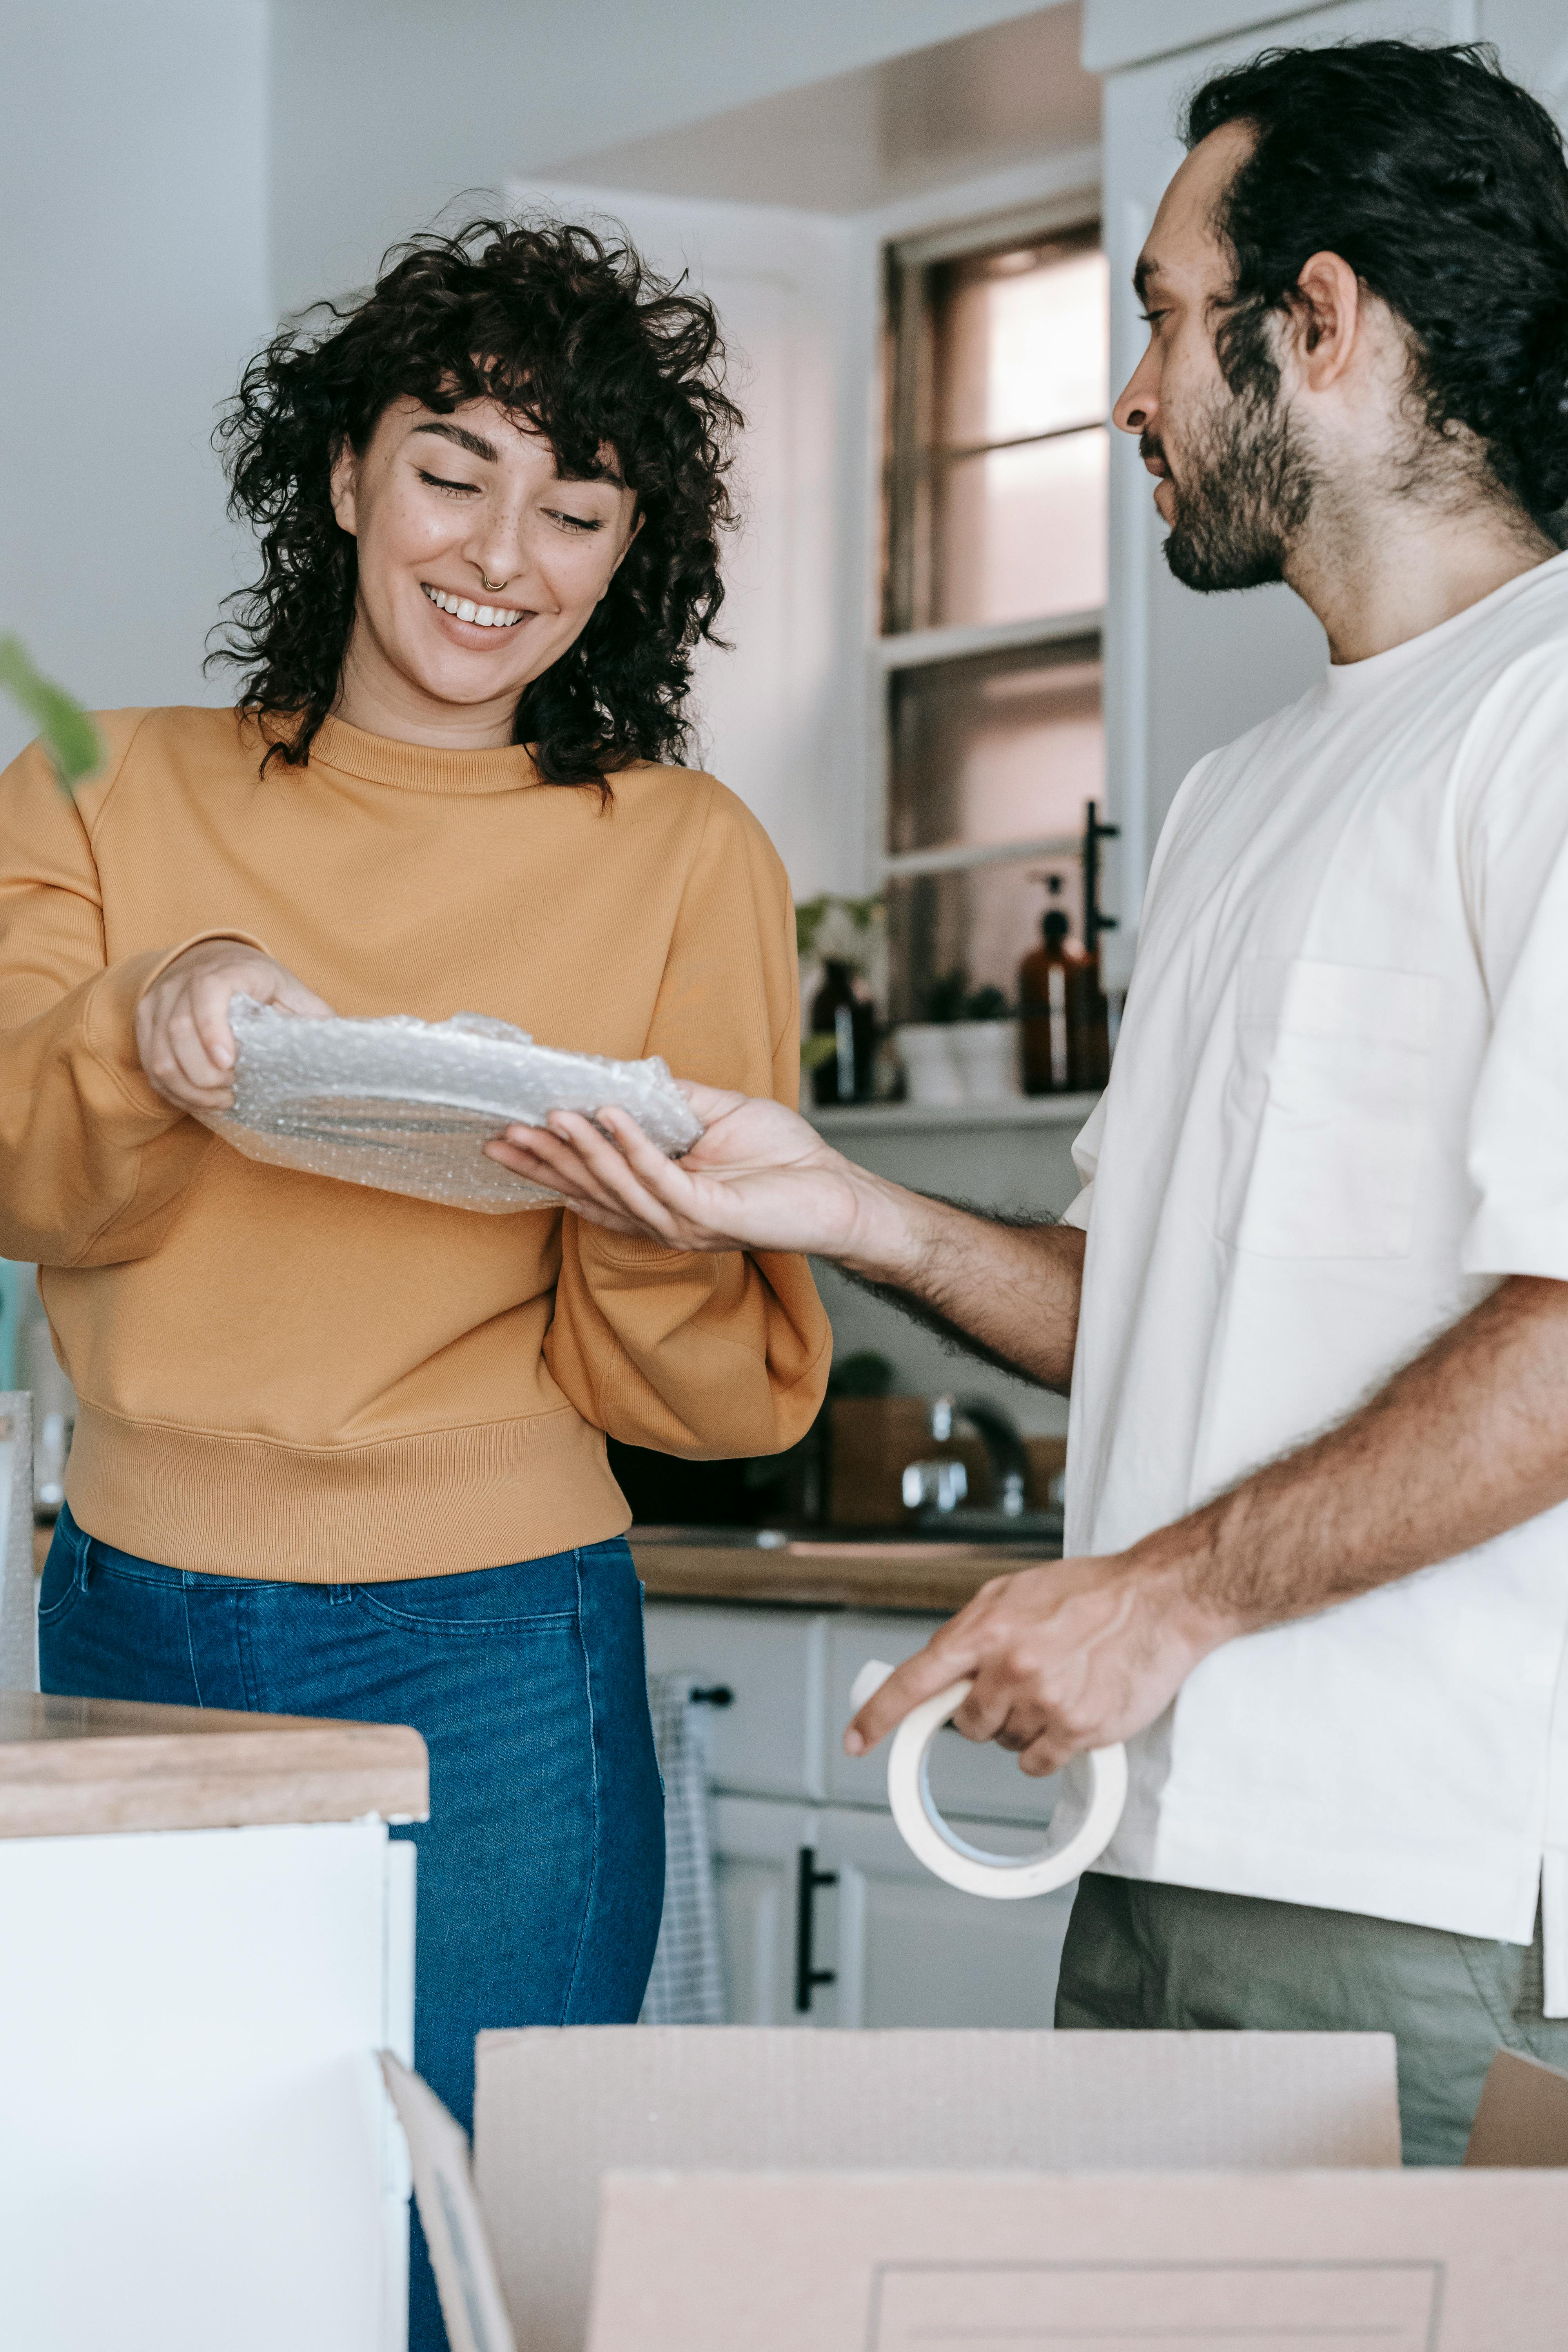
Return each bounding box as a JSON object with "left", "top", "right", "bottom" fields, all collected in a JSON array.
[
  {"left": 849, "top": 1271, "right": 1568, "bottom": 1768},
  {"left": 484, "top": 1083, "right": 1087, "bottom": 1391}
]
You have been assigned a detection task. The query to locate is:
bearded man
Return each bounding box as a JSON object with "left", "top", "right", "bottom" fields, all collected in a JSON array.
[{"left": 487, "top": 40, "right": 1568, "bottom": 2161}]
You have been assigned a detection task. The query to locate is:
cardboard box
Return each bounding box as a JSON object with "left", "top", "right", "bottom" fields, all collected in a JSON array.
[{"left": 385, "top": 2028, "right": 1568, "bottom": 2352}]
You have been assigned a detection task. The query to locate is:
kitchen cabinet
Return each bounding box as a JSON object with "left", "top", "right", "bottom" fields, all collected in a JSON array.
[
  {"left": 644, "top": 1599, "right": 1076, "bottom": 2032},
  {"left": 0, "top": 1694, "right": 426, "bottom": 2352}
]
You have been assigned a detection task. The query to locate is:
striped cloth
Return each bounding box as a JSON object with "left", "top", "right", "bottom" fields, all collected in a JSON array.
[{"left": 639, "top": 1671, "right": 727, "bottom": 2025}]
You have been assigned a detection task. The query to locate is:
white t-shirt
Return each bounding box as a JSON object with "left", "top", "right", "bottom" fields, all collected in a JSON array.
[{"left": 1062, "top": 551, "right": 1568, "bottom": 2007}]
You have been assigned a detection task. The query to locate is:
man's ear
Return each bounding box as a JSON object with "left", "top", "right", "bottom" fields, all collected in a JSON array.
[
  {"left": 1292, "top": 250, "right": 1361, "bottom": 391},
  {"left": 328, "top": 439, "right": 361, "bottom": 537}
]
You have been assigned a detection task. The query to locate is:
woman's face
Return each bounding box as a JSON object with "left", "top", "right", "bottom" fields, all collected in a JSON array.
[{"left": 328, "top": 395, "right": 641, "bottom": 747}]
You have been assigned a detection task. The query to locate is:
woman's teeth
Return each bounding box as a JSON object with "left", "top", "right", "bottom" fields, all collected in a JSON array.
[{"left": 422, "top": 586, "right": 524, "bottom": 628}]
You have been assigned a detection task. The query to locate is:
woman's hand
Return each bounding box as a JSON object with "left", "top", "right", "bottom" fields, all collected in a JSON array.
[
  {"left": 136, "top": 940, "right": 332, "bottom": 1114},
  {"left": 484, "top": 1081, "right": 912, "bottom": 1266}
]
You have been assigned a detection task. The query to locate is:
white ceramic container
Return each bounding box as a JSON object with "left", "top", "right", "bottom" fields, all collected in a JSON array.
[
  {"left": 893, "top": 1023, "right": 966, "bottom": 1108},
  {"left": 946, "top": 1018, "right": 1022, "bottom": 1103}
]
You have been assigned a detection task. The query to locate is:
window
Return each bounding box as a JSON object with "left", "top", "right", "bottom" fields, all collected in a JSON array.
[{"left": 881, "top": 210, "right": 1110, "bottom": 1023}]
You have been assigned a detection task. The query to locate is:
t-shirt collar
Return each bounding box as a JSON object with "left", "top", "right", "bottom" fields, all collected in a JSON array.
[{"left": 1318, "top": 546, "right": 1568, "bottom": 706}]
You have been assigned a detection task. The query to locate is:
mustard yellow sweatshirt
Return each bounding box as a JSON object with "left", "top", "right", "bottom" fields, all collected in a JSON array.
[{"left": 0, "top": 707, "right": 829, "bottom": 1579}]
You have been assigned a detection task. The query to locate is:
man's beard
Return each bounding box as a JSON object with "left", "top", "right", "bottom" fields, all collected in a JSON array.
[{"left": 1151, "top": 379, "right": 1315, "bottom": 593}]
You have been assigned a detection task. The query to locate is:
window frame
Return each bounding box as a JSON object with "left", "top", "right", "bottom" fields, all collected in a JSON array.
[{"left": 873, "top": 188, "right": 1107, "bottom": 1013}]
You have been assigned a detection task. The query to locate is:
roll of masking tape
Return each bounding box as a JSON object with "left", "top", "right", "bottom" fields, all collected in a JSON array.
[{"left": 849, "top": 1659, "right": 1127, "bottom": 1901}]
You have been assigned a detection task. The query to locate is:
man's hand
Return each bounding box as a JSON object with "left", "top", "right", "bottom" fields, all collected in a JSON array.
[
  {"left": 485, "top": 1080, "right": 1087, "bottom": 1388},
  {"left": 847, "top": 1272, "right": 1568, "bottom": 1775},
  {"left": 484, "top": 1083, "right": 918, "bottom": 1273},
  {"left": 136, "top": 940, "right": 332, "bottom": 1114},
  {"left": 845, "top": 1553, "right": 1233, "bottom": 1774}
]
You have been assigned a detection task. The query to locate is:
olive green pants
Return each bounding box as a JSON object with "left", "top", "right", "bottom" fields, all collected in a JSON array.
[{"left": 1055, "top": 1871, "right": 1568, "bottom": 2165}]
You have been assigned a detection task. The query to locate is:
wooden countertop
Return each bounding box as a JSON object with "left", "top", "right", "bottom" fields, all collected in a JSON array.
[
  {"left": 631, "top": 1537, "right": 1054, "bottom": 1614},
  {"left": 0, "top": 1692, "right": 428, "bottom": 1841}
]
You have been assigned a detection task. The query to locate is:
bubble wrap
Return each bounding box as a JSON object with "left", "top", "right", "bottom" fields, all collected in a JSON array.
[{"left": 200, "top": 995, "right": 704, "bottom": 1214}]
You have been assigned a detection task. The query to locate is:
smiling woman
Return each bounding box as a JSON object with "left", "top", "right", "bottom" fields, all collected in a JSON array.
[
  {"left": 214, "top": 216, "right": 738, "bottom": 779},
  {"left": 0, "top": 215, "right": 829, "bottom": 2352}
]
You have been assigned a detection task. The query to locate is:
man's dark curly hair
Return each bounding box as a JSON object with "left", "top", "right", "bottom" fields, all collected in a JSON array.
[
  {"left": 211, "top": 215, "right": 742, "bottom": 782},
  {"left": 1183, "top": 41, "right": 1568, "bottom": 530}
]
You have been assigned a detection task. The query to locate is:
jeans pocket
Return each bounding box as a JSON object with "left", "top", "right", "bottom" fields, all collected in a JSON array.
[
  {"left": 350, "top": 1548, "right": 581, "bottom": 1633},
  {"left": 36, "top": 1524, "right": 85, "bottom": 1627}
]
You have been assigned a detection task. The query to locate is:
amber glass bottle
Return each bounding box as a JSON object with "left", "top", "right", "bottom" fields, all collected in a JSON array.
[
  {"left": 809, "top": 959, "right": 876, "bottom": 1106},
  {"left": 1019, "top": 877, "right": 1110, "bottom": 1094}
]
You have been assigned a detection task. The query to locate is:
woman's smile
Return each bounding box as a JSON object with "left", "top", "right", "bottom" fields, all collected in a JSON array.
[{"left": 419, "top": 583, "right": 531, "bottom": 633}]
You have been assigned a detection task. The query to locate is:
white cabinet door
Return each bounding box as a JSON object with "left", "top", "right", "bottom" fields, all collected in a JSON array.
[
  {"left": 0, "top": 1819, "right": 410, "bottom": 2352},
  {"left": 710, "top": 1794, "right": 829, "bottom": 2027},
  {"left": 644, "top": 1601, "right": 830, "bottom": 1799},
  {"left": 817, "top": 1804, "right": 1076, "bottom": 2032}
]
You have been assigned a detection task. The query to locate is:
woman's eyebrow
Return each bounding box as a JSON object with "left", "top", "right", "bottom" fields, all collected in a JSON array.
[{"left": 412, "top": 419, "right": 499, "bottom": 463}]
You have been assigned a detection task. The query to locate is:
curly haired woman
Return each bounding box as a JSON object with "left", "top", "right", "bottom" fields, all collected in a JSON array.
[{"left": 4, "top": 216, "right": 828, "bottom": 2347}]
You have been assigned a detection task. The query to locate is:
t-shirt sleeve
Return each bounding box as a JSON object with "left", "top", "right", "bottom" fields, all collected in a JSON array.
[
  {"left": 1459, "top": 652, "right": 1568, "bottom": 1281},
  {"left": 1057, "top": 1094, "right": 1108, "bottom": 1231}
]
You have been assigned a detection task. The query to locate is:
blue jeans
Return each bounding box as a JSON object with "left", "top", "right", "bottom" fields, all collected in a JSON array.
[{"left": 38, "top": 1503, "right": 665, "bottom": 2352}]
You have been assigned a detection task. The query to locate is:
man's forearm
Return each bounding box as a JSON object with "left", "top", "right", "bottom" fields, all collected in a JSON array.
[
  {"left": 1133, "top": 1273, "right": 1568, "bottom": 1633},
  {"left": 835, "top": 1172, "right": 1085, "bottom": 1391}
]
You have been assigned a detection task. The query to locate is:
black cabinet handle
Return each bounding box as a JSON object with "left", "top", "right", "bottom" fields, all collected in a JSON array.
[
  {"left": 688, "top": 1684, "right": 733, "bottom": 1707},
  {"left": 794, "top": 1844, "right": 838, "bottom": 2014}
]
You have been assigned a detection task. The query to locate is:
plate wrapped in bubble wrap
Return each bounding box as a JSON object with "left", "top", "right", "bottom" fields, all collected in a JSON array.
[{"left": 199, "top": 994, "right": 704, "bottom": 1213}]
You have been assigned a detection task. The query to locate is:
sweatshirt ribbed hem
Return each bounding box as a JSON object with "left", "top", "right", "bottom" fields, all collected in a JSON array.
[{"left": 65, "top": 1401, "right": 633, "bottom": 1582}]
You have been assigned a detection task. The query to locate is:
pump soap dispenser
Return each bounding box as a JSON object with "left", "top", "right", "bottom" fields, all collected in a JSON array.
[{"left": 1018, "top": 875, "right": 1110, "bottom": 1095}]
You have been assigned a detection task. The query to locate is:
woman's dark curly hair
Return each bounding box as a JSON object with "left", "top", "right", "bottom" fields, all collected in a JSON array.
[
  {"left": 1184, "top": 41, "right": 1568, "bottom": 530},
  {"left": 211, "top": 215, "right": 742, "bottom": 782}
]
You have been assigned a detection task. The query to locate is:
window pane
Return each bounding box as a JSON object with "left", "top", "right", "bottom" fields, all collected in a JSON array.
[
  {"left": 936, "top": 426, "right": 1108, "bottom": 628},
  {"left": 936, "top": 240, "right": 1110, "bottom": 448},
  {"left": 887, "top": 858, "right": 1086, "bottom": 1026},
  {"left": 888, "top": 639, "right": 1103, "bottom": 858}
]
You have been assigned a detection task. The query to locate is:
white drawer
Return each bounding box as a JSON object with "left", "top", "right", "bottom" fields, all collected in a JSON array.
[
  {"left": 827, "top": 1612, "right": 1060, "bottom": 1826},
  {"left": 643, "top": 1601, "right": 829, "bottom": 1800}
]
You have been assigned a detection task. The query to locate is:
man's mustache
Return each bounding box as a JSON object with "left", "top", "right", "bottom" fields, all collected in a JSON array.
[{"left": 1140, "top": 432, "right": 1167, "bottom": 469}]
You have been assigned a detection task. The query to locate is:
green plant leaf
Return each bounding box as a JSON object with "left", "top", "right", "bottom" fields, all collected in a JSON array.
[
  {"left": 922, "top": 968, "right": 969, "bottom": 1023},
  {"left": 0, "top": 637, "right": 102, "bottom": 792}
]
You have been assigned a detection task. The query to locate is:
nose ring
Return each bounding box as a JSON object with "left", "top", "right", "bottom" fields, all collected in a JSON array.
[{"left": 479, "top": 573, "right": 508, "bottom": 593}]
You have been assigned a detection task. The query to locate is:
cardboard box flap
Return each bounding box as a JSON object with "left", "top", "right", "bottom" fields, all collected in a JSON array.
[
  {"left": 584, "top": 2167, "right": 1568, "bottom": 2352},
  {"left": 381, "top": 2054, "right": 517, "bottom": 2352},
  {"left": 1463, "top": 2045, "right": 1568, "bottom": 2166},
  {"left": 473, "top": 2026, "right": 1399, "bottom": 2352}
]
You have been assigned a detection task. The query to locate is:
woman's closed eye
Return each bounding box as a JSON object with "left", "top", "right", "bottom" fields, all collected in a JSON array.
[
  {"left": 546, "top": 508, "right": 604, "bottom": 533},
  {"left": 417, "top": 467, "right": 482, "bottom": 498}
]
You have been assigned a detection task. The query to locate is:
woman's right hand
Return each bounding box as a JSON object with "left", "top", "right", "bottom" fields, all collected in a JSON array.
[{"left": 136, "top": 940, "right": 333, "bottom": 1114}]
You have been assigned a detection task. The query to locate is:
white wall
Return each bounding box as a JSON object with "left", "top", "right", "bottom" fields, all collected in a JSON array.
[
  {"left": 510, "top": 182, "right": 867, "bottom": 901},
  {"left": 0, "top": 0, "right": 272, "bottom": 768},
  {"left": 267, "top": 0, "right": 1067, "bottom": 312}
]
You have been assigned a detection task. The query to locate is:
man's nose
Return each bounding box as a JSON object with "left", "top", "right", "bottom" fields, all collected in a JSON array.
[{"left": 1112, "top": 359, "right": 1157, "bottom": 438}]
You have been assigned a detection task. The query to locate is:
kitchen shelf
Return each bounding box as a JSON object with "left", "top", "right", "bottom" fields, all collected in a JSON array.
[{"left": 809, "top": 1093, "right": 1098, "bottom": 1137}]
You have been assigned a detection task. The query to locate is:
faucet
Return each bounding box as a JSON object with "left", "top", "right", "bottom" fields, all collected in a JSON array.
[{"left": 900, "top": 1394, "right": 1029, "bottom": 1519}]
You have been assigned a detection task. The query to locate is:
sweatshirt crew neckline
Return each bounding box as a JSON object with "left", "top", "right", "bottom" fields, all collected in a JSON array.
[{"left": 309, "top": 713, "right": 544, "bottom": 796}]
